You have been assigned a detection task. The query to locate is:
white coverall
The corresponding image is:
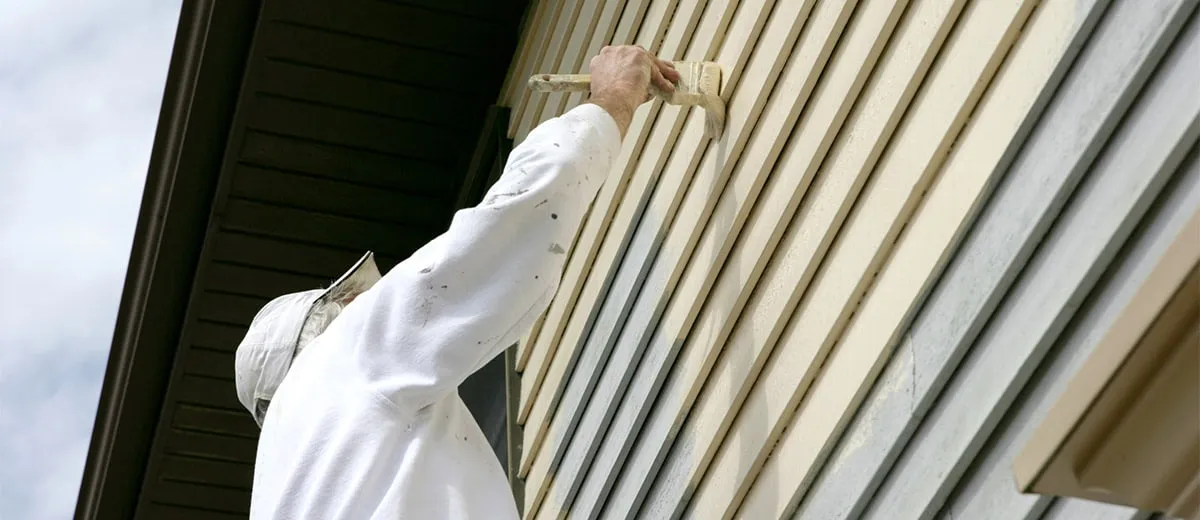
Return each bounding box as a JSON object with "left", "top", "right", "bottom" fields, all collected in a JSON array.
[{"left": 244, "top": 104, "right": 621, "bottom": 519}]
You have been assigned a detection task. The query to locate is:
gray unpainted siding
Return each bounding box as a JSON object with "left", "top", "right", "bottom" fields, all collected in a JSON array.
[
  {"left": 524, "top": 0, "right": 1200, "bottom": 518},
  {"left": 795, "top": 0, "right": 1200, "bottom": 518}
]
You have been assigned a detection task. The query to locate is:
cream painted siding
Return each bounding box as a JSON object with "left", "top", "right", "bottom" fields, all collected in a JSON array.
[{"left": 499, "top": 0, "right": 1200, "bottom": 518}]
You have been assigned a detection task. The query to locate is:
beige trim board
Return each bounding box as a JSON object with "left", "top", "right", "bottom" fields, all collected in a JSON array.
[{"left": 1014, "top": 205, "right": 1200, "bottom": 519}]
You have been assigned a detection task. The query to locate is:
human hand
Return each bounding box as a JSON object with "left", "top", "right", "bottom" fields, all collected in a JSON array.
[{"left": 587, "top": 45, "right": 681, "bottom": 136}]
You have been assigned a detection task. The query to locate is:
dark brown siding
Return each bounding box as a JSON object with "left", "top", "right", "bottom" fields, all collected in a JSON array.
[{"left": 119, "top": 0, "right": 528, "bottom": 517}]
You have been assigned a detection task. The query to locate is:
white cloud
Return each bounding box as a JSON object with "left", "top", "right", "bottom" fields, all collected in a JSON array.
[{"left": 0, "top": 0, "right": 182, "bottom": 518}]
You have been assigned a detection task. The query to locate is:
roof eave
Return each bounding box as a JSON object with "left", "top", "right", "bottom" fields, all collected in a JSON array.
[{"left": 74, "top": 1, "right": 261, "bottom": 518}]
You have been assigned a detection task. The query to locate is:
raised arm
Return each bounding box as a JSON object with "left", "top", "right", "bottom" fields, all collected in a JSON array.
[{"left": 332, "top": 47, "right": 680, "bottom": 412}]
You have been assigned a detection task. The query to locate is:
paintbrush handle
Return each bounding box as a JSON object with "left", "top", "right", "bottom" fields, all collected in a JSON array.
[
  {"left": 527, "top": 73, "right": 674, "bottom": 100},
  {"left": 527, "top": 74, "right": 592, "bottom": 93}
]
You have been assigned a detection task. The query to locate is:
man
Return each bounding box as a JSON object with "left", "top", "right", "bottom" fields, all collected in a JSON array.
[{"left": 233, "top": 46, "right": 682, "bottom": 519}]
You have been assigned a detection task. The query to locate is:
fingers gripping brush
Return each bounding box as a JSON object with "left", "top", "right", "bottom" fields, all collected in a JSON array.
[{"left": 528, "top": 61, "right": 725, "bottom": 139}]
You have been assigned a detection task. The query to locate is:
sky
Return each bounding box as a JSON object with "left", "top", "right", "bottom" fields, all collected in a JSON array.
[{"left": 0, "top": 0, "right": 183, "bottom": 518}]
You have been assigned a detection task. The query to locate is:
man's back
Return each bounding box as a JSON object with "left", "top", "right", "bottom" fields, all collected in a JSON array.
[{"left": 250, "top": 327, "right": 518, "bottom": 519}]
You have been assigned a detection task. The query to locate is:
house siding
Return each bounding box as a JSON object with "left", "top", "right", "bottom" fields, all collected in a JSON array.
[{"left": 503, "top": 0, "right": 1199, "bottom": 519}]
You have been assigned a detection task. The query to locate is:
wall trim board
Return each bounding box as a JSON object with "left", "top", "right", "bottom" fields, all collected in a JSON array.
[
  {"left": 516, "top": 0, "right": 692, "bottom": 410},
  {"left": 943, "top": 154, "right": 1199, "bottom": 520},
  {"left": 625, "top": 0, "right": 939, "bottom": 516},
  {"left": 736, "top": 0, "right": 1108, "bottom": 516},
  {"left": 857, "top": 8, "right": 1200, "bottom": 518},
  {"left": 791, "top": 1, "right": 1196, "bottom": 518},
  {"left": 515, "top": 0, "right": 677, "bottom": 373},
  {"left": 520, "top": 0, "right": 770, "bottom": 510},
  {"left": 686, "top": 0, "right": 1037, "bottom": 516},
  {"left": 1040, "top": 498, "right": 1153, "bottom": 520}
]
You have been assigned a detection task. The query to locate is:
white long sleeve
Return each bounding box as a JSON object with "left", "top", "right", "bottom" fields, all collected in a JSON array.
[{"left": 330, "top": 103, "right": 622, "bottom": 413}]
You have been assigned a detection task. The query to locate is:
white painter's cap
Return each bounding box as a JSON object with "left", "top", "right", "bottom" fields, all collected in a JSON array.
[{"left": 233, "top": 251, "right": 382, "bottom": 426}]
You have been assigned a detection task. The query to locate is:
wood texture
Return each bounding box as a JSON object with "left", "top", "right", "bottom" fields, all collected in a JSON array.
[
  {"left": 515, "top": 0, "right": 587, "bottom": 138},
  {"left": 530, "top": 0, "right": 861, "bottom": 517},
  {"left": 736, "top": 0, "right": 1090, "bottom": 516},
  {"left": 521, "top": 0, "right": 750, "bottom": 507},
  {"left": 516, "top": 0, "right": 702, "bottom": 431},
  {"left": 514, "top": 0, "right": 666, "bottom": 372},
  {"left": 624, "top": 0, "right": 925, "bottom": 516},
  {"left": 792, "top": 1, "right": 1195, "bottom": 518},
  {"left": 857, "top": 9, "right": 1200, "bottom": 518},
  {"left": 531, "top": 0, "right": 608, "bottom": 125},
  {"left": 513, "top": 0, "right": 686, "bottom": 405},
  {"left": 508, "top": 0, "right": 569, "bottom": 136},
  {"left": 501, "top": 0, "right": 550, "bottom": 105},
  {"left": 683, "top": 0, "right": 1035, "bottom": 517},
  {"left": 941, "top": 156, "right": 1199, "bottom": 520}
]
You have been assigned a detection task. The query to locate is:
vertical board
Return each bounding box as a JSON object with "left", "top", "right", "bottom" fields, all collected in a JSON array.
[
  {"left": 736, "top": 0, "right": 1095, "bottom": 516},
  {"left": 688, "top": 0, "right": 1037, "bottom": 516},
  {"left": 627, "top": 0, "right": 925, "bottom": 516},
  {"left": 856, "top": 8, "right": 1200, "bottom": 518},
  {"left": 515, "top": 0, "right": 673, "bottom": 372},
  {"left": 791, "top": 0, "right": 1196, "bottom": 518},
  {"left": 517, "top": 0, "right": 689, "bottom": 410},
  {"left": 522, "top": 0, "right": 771, "bottom": 511},
  {"left": 515, "top": 0, "right": 588, "bottom": 138},
  {"left": 941, "top": 150, "right": 1199, "bottom": 520},
  {"left": 507, "top": 0, "right": 569, "bottom": 136}
]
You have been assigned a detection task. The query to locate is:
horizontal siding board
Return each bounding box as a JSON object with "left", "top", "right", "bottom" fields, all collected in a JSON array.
[
  {"left": 793, "top": 1, "right": 1195, "bottom": 517},
  {"left": 159, "top": 455, "right": 253, "bottom": 489},
  {"left": 219, "top": 199, "right": 431, "bottom": 257},
  {"left": 230, "top": 165, "right": 443, "bottom": 227},
  {"left": 239, "top": 131, "right": 454, "bottom": 195},
  {"left": 256, "top": 59, "right": 474, "bottom": 126},
  {"left": 140, "top": 503, "right": 247, "bottom": 520},
  {"left": 637, "top": 0, "right": 952, "bottom": 516},
  {"left": 209, "top": 231, "right": 402, "bottom": 280},
  {"left": 739, "top": 0, "right": 1096, "bottom": 516},
  {"left": 175, "top": 375, "right": 245, "bottom": 413},
  {"left": 203, "top": 263, "right": 329, "bottom": 300},
  {"left": 163, "top": 429, "right": 258, "bottom": 463},
  {"left": 244, "top": 94, "right": 454, "bottom": 161},
  {"left": 181, "top": 346, "right": 235, "bottom": 380},
  {"left": 857, "top": 9, "right": 1200, "bottom": 518},
  {"left": 272, "top": 0, "right": 508, "bottom": 57},
  {"left": 191, "top": 321, "right": 246, "bottom": 352},
  {"left": 151, "top": 481, "right": 250, "bottom": 515},
  {"left": 940, "top": 150, "right": 1200, "bottom": 519},
  {"left": 378, "top": 0, "right": 525, "bottom": 21},
  {"left": 194, "top": 292, "right": 266, "bottom": 327},
  {"left": 171, "top": 405, "right": 259, "bottom": 439},
  {"left": 258, "top": 21, "right": 486, "bottom": 94}
]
